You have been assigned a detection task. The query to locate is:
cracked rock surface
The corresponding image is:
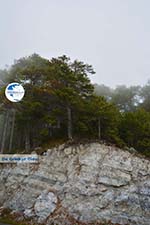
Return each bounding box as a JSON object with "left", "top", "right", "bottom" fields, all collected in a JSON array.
[{"left": 0, "top": 143, "right": 150, "bottom": 224}]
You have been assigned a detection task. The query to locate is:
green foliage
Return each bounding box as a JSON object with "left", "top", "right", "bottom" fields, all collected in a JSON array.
[
  {"left": 0, "top": 53, "right": 150, "bottom": 157},
  {"left": 7, "top": 53, "right": 50, "bottom": 85},
  {"left": 94, "top": 84, "right": 113, "bottom": 101},
  {"left": 111, "top": 85, "right": 140, "bottom": 112},
  {"left": 139, "top": 80, "right": 150, "bottom": 111},
  {"left": 94, "top": 84, "right": 141, "bottom": 112},
  {"left": 119, "top": 109, "right": 150, "bottom": 155},
  {"left": 0, "top": 54, "right": 96, "bottom": 150}
]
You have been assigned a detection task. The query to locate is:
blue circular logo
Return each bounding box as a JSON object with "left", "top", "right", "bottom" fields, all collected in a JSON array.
[{"left": 5, "top": 83, "right": 25, "bottom": 102}]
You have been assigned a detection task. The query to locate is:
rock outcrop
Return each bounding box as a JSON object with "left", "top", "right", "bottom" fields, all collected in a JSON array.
[{"left": 0, "top": 143, "right": 150, "bottom": 224}]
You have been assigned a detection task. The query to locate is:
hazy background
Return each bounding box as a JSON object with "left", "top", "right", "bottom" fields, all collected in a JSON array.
[{"left": 0, "top": 0, "right": 150, "bottom": 88}]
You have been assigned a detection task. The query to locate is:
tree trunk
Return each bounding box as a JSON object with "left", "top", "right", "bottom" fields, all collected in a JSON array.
[
  {"left": 25, "top": 126, "right": 30, "bottom": 152},
  {"left": 67, "top": 106, "right": 72, "bottom": 140},
  {"left": 98, "top": 117, "right": 101, "bottom": 140},
  {"left": 0, "top": 114, "right": 4, "bottom": 144},
  {"left": 57, "top": 119, "right": 60, "bottom": 129},
  {"left": 9, "top": 109, "right": 16, "bottom": 153},
  {"left": 0, "top": 111, "right": 9, "bottom": 153}
]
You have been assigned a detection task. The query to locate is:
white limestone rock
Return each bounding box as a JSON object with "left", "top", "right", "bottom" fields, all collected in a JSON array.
[
  {"left": 34, "top": 191, "right": 57, "bottom": 223},
  {"left": 0, "top": 143, "right": 150, "bottom": 225}
]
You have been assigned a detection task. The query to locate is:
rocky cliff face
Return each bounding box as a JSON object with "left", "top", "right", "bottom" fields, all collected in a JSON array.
[{"left": 0, "top": 143, "right": 150, "bottom": 225}]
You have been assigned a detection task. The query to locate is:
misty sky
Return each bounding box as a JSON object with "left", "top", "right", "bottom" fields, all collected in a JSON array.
[{"left": 0, "top": 0, "right": 150, "bottom": 88}]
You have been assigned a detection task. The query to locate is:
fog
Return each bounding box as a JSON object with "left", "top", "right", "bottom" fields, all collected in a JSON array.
[{"left": 0, "top": 0, "right": 150, "bottom": 87}]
